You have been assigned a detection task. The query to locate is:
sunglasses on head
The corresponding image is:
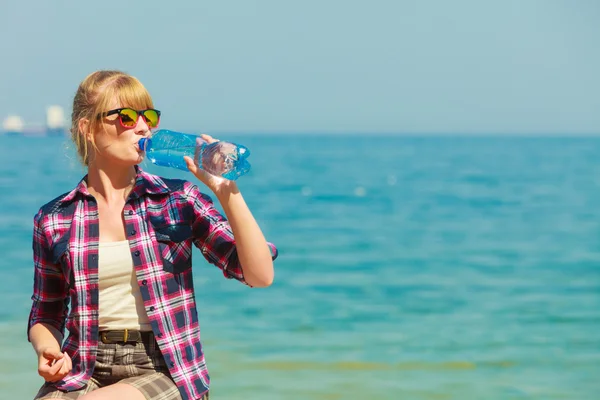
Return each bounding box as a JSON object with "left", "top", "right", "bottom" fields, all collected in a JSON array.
[{"left": 99, "top": 108, "right": 161, "bottom": 128}]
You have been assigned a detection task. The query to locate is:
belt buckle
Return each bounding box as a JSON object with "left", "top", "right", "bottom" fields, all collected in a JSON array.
[{"left": 123, "top": 328, "right": 129, "bottom": 343}]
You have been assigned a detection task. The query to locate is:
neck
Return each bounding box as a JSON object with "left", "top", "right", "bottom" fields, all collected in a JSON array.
[{"left": 86, "top": 161, "right": 137, "bottom": 204}]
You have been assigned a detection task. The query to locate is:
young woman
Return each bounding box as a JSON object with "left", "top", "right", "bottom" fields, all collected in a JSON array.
[{"left": 28, "top": 70, "right": 278, "bottom": 400}]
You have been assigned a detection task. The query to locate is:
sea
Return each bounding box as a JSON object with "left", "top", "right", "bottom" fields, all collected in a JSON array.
[{"left": 0, "top": 133, "right": 598, "bottom": 399}]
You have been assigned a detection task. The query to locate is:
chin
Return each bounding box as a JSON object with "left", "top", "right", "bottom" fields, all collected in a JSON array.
[
  {"left": 124, "top": 151, "right": 145, "bottom": 166},
  {"left": 134, "top": 154, "right": 145, "bottom": 165},
  {"left": 114, "top": 156, "right": 143, "bottom": 168}
]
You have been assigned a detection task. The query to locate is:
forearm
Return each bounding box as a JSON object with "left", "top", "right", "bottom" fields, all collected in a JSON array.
[
  {"left": 216, "top": 185, "right": 274, "bottom": 287},
  {"left": 30, "top": 322, "right": 63, "bottom": 355}
]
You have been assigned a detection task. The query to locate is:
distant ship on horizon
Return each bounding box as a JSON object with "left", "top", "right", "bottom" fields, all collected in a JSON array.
[{"left": 1, "top": 105, "right": 68, "bottom": 137}]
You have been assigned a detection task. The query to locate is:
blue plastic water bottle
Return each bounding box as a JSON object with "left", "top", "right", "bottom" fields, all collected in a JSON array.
[{"left": 138, "top": 129, "right": 251, "bottom": 180}]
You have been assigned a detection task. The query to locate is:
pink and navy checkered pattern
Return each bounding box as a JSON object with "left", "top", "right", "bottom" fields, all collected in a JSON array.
[{"left": 28, "top": 166, "right": 278, "bottom": 400}]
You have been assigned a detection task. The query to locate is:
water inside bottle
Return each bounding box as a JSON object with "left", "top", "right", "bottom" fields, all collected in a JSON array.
[
  {"left": 149, "top": 146, "right": 197, "bottom": 170},
  {"left": 138, "top": 132, "right": 252, "bottom": 178}
]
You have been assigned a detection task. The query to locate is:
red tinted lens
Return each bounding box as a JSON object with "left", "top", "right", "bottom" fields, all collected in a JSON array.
[
  {"left": 142, "top": 109, "right": 160, "bottom": 127},
  {"left": 118, "top": 108, "right": 139, "bottom": 127}
]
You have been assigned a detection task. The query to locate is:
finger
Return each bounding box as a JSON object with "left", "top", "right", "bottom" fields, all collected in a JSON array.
[
  {"left": 64, "top": 352, "right": 73, "bottom": 371},
  {"left": 58, "top": 357, "right": 70, "bottom": 376},
  {"left": 200, "top": 134, "right": 217, "bottom": 143},
  {"left": 48, "top": 358, "right": 65, "bottom": 376},
  {"left": 39, "top": 355, "right": 55, "bottom": 369},
  {"left": 45, "top": 369, "right": 67, "bottom": 383},
  {"left": 38, "top": 364, "right": 51, "bottom": 378},
  {"left": 184, "top": 156, "right": 199, "bottom": 174},
  {"left": 39, "top": 362, "right": 62, "bottom": 381}
]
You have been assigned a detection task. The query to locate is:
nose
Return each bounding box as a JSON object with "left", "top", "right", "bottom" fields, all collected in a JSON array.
[{"left": 133, "top": 114, "right": 150, "bottom": 135}]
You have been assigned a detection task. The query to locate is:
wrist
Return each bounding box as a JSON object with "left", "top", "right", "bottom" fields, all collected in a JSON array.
[
  {"left": 213, "top": 181, "right": 240, "bottom": 202},
  {"left": 30, "top": 323, "right": 63, "bottom": 355},
  {"left": 35, "top": 344, "right": 60, "bottom": 356}
]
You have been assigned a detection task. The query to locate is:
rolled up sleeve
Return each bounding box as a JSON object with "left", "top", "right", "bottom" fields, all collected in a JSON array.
[
  {"left": 185, "top": 183, "right": 278, "bottom": 284},
  {"left": 27, "top": 210, "right": 69, "bottom": 341}
]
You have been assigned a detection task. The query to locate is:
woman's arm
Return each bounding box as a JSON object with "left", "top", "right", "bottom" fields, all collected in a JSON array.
[
  {"left": 29, "top": 209, "right": 72, "bottom": 381},
  {"left": 30, "top": 322, "right": 72, "bottom": 382},
  {"left": 213, "top": 184, "right": 274, "bottom": 287},
  {"left": 183, "top": 136, "right": 277, "bottom": 287},
  {"left": 30, "top": 322, "right": 63, "bottom": 354}
]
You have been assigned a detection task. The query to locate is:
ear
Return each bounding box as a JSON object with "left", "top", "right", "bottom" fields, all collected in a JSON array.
[{"left": 78, "top": 118, "right": 92, "bottom": 141}]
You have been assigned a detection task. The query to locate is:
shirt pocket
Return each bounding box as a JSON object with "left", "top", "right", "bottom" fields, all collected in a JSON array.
[
  {"left": 154, "top": 224, "right": 193, "bottom": 274},
  {"left": 51, "top": 236, "right": 73, "bottom": 287}
]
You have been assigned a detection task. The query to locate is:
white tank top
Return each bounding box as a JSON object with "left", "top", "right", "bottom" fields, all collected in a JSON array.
[{"left": 97, "top": 240, "right": 151, "bottom": 331}]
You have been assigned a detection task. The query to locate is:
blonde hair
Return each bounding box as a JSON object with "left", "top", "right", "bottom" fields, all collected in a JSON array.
[{"left": 70, "top": 70, "right": 154, "bottom": 165}]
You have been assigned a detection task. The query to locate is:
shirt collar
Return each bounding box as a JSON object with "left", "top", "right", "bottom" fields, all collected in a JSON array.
[{"left": 60, "top": 165, "right": 171, "bottom": 204}]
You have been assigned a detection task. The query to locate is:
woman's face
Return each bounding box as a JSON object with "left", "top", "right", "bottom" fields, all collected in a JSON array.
[{"left": 91, "top": 99, "right": 151, "bottom": 167}]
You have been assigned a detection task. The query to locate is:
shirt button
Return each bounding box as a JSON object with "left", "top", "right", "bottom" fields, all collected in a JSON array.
[
  {"left": 134, "top": 250, "right": 141, "bottom": 256},
  {"left": 149, "top": 306, "right": 155, "bottom": 311},
  {"left": 142, "top": 280, "right": 147, "bottom": 285},
  {"left": 170, "top": 362, "right": 175, "bottom": 368},
  {"left": 130, "top": 229, "right": 136, "bottom": 236},
  {"left": 156, "top": 332, "right": 162, "bottom": 338},
  {"left": 128, "top": 210, "right": 134, "bottom": 216}
]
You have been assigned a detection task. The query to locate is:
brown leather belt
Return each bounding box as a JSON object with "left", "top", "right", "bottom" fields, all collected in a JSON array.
[{"left": 99, "top": 329, "right": 154, "bottom": 344}]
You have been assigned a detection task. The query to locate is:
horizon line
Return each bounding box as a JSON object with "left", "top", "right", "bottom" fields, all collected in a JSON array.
[{"left": 1, "top": 129, "right": 599, "bottom": 138}]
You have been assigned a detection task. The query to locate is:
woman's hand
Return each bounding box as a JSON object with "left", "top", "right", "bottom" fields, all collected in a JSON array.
[
  {"left": 184, "top": 134, "right": 239, "bottom": 197},
  {"left": 37, "top": 347, "right": 72, "bottom": 382}
]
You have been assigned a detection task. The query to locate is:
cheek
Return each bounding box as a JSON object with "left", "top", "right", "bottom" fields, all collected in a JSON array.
[
  {"left": 92, "top": 132, "right": 113, "bottom": 150},
  {"left": 93, "top": 127, "right": 125, "bottom": 151}
]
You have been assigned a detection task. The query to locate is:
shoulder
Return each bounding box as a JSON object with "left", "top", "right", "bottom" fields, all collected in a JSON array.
[
  {"left": 35, "top": 172, "right": 88, "bottom": 221},
  {"left": 33, "top": 191, "right": 77, "bottom": 241},
  {"left": 37, "top": 191, "right": 75, "bottom": 218},
  {"left": 146, "top": 171, "right": 210, "bottom": 201}
]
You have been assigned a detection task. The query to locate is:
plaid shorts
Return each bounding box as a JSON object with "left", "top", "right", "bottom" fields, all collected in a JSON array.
[{"left": 34, "top": 332, "right": 208, "bottom": 400}]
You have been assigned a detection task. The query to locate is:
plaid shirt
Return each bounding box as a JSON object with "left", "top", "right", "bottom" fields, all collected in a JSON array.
[{"left": 27, "top": 166, "right": 278, "bottom": 400}]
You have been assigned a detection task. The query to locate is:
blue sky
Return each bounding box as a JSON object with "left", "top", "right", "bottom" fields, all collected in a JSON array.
[{"left": 1, "top": 0, "right": 598, "bottom": 134}]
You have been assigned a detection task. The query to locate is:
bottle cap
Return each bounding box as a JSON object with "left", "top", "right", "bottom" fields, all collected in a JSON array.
[{"left": 138, "top": 137, "right": 152, "bottom": 151}]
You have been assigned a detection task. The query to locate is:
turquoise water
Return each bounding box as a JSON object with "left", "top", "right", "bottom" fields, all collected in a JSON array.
[{"left": 1, "top": 134, "right": 599, "bottom": 399}]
